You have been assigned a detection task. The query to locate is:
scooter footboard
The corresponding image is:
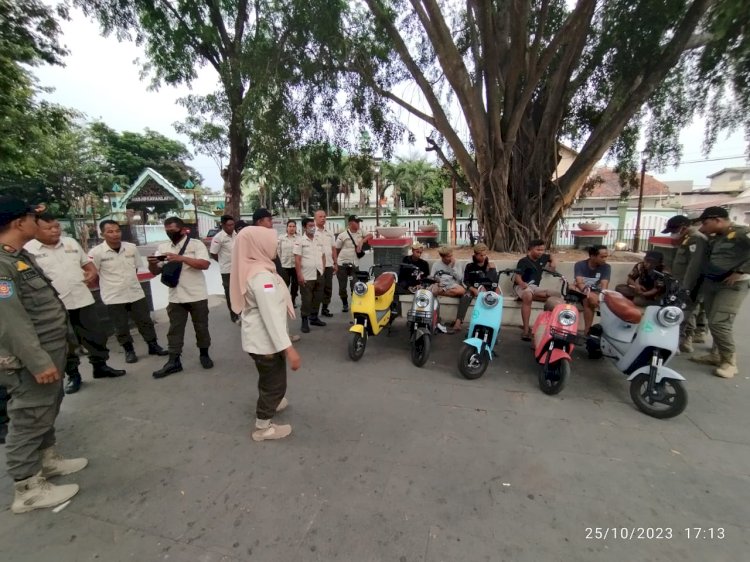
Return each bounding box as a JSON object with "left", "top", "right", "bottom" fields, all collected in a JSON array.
[
  {"left": 463, "top": 337, "right": 491, "bottom": 358},
  {"left": 626, "top": 365, "right": 686, "bottom": 383}
]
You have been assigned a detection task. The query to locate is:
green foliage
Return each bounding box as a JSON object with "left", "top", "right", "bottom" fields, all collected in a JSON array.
[{"left": 89, "top": 122, "right": 202, "bottom": 187}]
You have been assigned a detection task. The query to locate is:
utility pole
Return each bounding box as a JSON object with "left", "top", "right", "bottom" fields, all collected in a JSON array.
[{"left": 633, "top": 157, "right": 647, "bottom": 253}]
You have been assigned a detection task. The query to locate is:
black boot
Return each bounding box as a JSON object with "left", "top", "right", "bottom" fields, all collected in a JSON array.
[
  {"left": 64, "top": 368, "right": 83, "bottom": 394},
  {"left": 0, "top": 422, "right": 7, "bottom": 445},
  {"left": 147, "top": 341, "right": 168, "bottom": 356},
  {"left": 92, "top": 363, "right": 127, "bottom": 379},
  {"left": 123, "top": 342, "right": 138, "bottom": 364},
  {"left": 199, "top": 348, "right": 214, "bottom": 369},
  {"left": 341, "top": 298, "right": 349, "bottom": 313},
  {"left": 321, "top": 307, "right": 333, "bottom": 318},
  {"left": 153, "top": 355, "right": 183, "bottom": 379},
  {"left": 301, "top": 317, "right": 310, "bottom": 333},
  {"left": 309, "top": 314, "right": 327, "bottom": 327}
]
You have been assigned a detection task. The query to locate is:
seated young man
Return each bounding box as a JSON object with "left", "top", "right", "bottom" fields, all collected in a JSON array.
[
  {"left": 573, "top": 245, "right": 611, "bottom": 334},
  {"left": 450, "top": 243, "right": 497, "bottom": 334},
  {"left": 615, "top": 251, "right": 666, "bottom": 307},
  {"left": 514, "top": 239, "right": 561, "bottom": 341},
  {"left": 398, "top": 242, "right": 430, "bottom": 294}
]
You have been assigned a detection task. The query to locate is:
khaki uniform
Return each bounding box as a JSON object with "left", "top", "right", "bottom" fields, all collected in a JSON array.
[
  {"left": 335, "top": 230, "right": 365, "bottom": 303},
  {"left": 314, "top": 228, "right": 335, "bottom": 310},
  {"left": 0, "top": 244, "right": 70, "bottom": 480},
  {"left": 702, "top": 225, "right": 750, "bottom": 359},
  {"left": 209, "top": 230, "right": 237, "bottom": 321},
  {"left": 294, "top": 235, "right": 324, "bottom": 318},
  {"left": 669, "top": 228, "right": 709, "bottom": 339}
]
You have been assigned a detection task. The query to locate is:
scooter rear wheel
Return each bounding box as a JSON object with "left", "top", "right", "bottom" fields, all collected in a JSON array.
[
  {"left": 411, "top": 334, "right": 431, "bottom": 367},
  {"left": 458, "top": 344, "right": 488, "bottom": 380},
  {"left": 538, "top": 359, "right": 570, "bottom": 395},
  {"left": 629, "top": 373, "right": 687, "bottom": 419},
  {"left": 348, "top": 332, "right": 367, "bottom": 361}
]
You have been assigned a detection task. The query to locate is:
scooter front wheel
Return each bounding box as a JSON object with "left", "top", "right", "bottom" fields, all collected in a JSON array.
[
  {"left": 538, "top": 359, "right": 570, "bottom": 395},
  {"left": 348, "top": 332, "right": 367, "bottom": 361},
  {"left": 458, "top": 344, "right": 488, "bottom": 380},
  {"left": 629, "top": 374, "right": 687, "bottom": 419},
  {"left": 411, "top": 334, "right": 431, "bottom": 367}
]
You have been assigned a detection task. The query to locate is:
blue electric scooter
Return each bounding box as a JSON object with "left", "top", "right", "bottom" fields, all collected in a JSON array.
[{"left": 457, "top": 269, "right": 518, "bottom": 379}]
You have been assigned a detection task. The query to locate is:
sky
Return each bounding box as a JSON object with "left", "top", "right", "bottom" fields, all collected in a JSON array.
[{"left": 33, "top": 8, "right": 749, "bottom": 193}]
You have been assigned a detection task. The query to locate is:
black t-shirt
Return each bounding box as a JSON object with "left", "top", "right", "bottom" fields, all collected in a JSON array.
[
  {"left": 463, "top": 258, "right": 497, "bottom": 285},
  {"left": 515, "top": 254, "right": 550, "bottom": 286},
  {"left": 399, "top": 256, "right": 430, "bottom": 288}
]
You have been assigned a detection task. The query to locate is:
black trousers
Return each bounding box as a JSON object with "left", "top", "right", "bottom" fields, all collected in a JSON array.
[
  {"left": 279, "top": 267, "right": 300, "bottom": 303},
  {"left": 321, "top": 266, "right": 333, "bottom": 308},
  {"left": 67, "top": 304, "right": 109, "bottom": 371},
  {"left": 336, "top": 264, "right": 358, "bottom": 302},
  {"left": 167, "top": 300, "right": 211, "bottom": 355},
  {"left": 300, "top": 275, "right": 324, "bottom": 318},
  {"left": 221, "top": 273, "right": 239, "bottom": 321},
  {"left": 250, "top": 352, "right": 287, "bottom": 420},
  {"left": 107, "top": 298, "right": 157, "bottom": 346}
]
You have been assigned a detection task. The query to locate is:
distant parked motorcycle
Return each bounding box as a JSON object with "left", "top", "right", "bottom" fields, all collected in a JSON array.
[
  {"left": 586, "top": 271, "right": 689, "bottom": 419},
  {"left": 457, "top": 269, "right": 518, "bottom": 380},
  {"left": 531, "top": 270, "right": 587, "bottom": 395},
  {"left": 348, "top": 264, "right": 399, "bottom": 361}
]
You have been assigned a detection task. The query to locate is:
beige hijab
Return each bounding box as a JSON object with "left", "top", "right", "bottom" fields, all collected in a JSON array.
[{"left": 229, "top": 226, "right": 294, "bottom": 318}]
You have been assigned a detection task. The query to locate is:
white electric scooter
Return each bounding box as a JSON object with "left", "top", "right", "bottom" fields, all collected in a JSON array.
[{"left": 585, "top": 271, "right": 689, "bottom": 419}]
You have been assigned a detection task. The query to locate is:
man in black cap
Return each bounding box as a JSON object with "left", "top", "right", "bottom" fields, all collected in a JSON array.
[
  {"left": 252, "top": 208, "right": 273, "bottom": 229},
  {"left": 334, "top": 215, "right": 373, "bottom": 312},
  {"left": 0, "top": 196, "right": 87, "bottom": 513},
  {"left": 615, "top": 250, "right": 666, "bottom": 306},
  {"left": 688, "top": 206, "right": 750, "bottom": 378},
  {"left": 662, "top": 215, "right": 709, "bottom": 352}
]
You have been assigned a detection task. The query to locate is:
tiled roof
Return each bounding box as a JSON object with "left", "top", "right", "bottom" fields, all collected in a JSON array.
[{"left": 585, "top": 168, "right": 670, "bottom": 198}]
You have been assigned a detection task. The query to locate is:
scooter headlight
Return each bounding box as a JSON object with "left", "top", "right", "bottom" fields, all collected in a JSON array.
[
  {"left": 353, "top": 281, "right": 368, "bottom": 297},
  {"left": 482, "top": 292, "right": 499, "bottom": 308},
  {"left": 557, "top": 309, "right": 577, "bottom": 327},
  {"left": 657, "top": 306, "right": 683, "bottom": 327},
  {"left": 415, "top": 293, "right": 430, "bottom": 309}
]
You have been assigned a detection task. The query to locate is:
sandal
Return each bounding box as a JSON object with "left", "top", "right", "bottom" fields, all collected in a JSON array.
[{"left": 521, "top": 330, "right": 532, "bottom": 342}]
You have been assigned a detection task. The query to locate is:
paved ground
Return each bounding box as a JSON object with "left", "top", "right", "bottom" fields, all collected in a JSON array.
[{"left": 1, "top": 273, "right": 749, "bottom": 562}]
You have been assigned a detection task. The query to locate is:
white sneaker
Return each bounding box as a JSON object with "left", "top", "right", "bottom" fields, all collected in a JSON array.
[
  {"left": 290, "top": 335, "right": 301, "bottom": 343},
  {"left": 436, "top": 323, "right": 447, "bottom": 334},
  {"left": 11, "top": 473, "right": 79, "bottom": 514},
  {"left": 252, "top": 423, "right": 292, "bottom": 442},
  {"left": 276, "top": 397, "right": 289, "bottom": 412},
  {"left": 41, "top": 447, "right": 88, "bottom": 478}
]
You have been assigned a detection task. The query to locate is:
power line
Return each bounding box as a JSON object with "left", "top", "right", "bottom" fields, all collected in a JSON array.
[{"left": 676, "top": 155, "right": 746, "bottom": 165}]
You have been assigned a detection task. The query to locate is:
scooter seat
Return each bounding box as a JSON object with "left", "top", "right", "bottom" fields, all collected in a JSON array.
[
  {"left": 373, "top": 272, "right": 396, "bottom": 296},
  {"left": 603, "top": 290, "right": 643, "bottom": 324}
]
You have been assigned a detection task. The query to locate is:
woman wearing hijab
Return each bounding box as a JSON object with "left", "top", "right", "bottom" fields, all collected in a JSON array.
[{"left": 230, "top": 226, "right": 301, "bottom": 441}]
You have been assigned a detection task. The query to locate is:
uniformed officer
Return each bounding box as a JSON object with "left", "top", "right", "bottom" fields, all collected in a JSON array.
[
  {"left": 314, "top": 210, "right": 336, "bottom": 317},
  {"left": 148, "top": 216, "right": 213, "bottom": 378},
  {"left": 89, "top": 220, "right": 168, "bottom": 363},
  {"left": 25, "top": 214, "right": 126, "bottom": 393},
  {"left": 689, "top": 207, "right": 750, "bottom": 378},
  {"left": 661, "top": 215, "right": 710, "bottom": 353},
  {"left": 0, "top": 196, "right": 87, "bottom": 514},
  {"left": 209, "top": 214, "right": 238, "bottom": 323}
]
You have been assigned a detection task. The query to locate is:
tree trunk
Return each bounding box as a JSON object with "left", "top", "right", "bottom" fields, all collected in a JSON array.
[{"left": 225, "top": 106, "right": 249, "bottom": 219}]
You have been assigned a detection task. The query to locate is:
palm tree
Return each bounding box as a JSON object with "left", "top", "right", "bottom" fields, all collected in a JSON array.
[{"left": 403, "top": 159, "right": 436, "bottom": 214}]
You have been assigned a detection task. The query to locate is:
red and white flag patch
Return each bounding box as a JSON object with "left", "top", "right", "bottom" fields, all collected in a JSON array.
[{"left": 263, "top": 283, "right": 275, "bottom": 293}]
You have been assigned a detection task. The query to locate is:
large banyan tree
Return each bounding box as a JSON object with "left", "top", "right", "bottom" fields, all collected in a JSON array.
[{"left": 343, "top": 0, "right": 749, "bottom": 251}]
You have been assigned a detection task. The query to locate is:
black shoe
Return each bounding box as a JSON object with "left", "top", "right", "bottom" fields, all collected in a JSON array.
[
  {"left": 342, "top": 302, "right": 349, "bottom": 313},
  {"left": 321, "top": 308, "right": 333, "bottom": 318},
  {"left": 125, "top": 350, "right": 138, "bottom": 363},
  {"left": 310, "top": 316, "right": 327, "bottom": 327},
  {"left": 0, "top": 423, "right": 7, "bottom": 445},
  {"left": 301, "top": 317, "right": 310, "bottom": 333},
  {"left": 200, "top": 354, "right": 214, "bottom": 369},
  {"left": 153, "top": 356, "right": 183, "bottom": 379},
  {"left": 64, "top": 372, "right": 82, "bottom": 394},
  {"left": 147, "top": 341, "right": 169, "bottom": 356},
  {"left": 92, "top": 364, "right": 127, "bottom": 379}
]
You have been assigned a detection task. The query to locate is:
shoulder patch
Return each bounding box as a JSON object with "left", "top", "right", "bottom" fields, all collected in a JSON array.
[
  {"left": 16, "top": 261, "right": 29, "bottom": 271},
  {"left": 727, "top": 231, "right": 736, "bottom": 240},
  {"left": 0, "top": 279, "right": 14, "bottom": 299},
  {"left": 689, "top": 244, "right": 697, "bottom": 253}
]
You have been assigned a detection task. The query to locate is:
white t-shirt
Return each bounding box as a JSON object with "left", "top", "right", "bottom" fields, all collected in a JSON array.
[
  {"left": 209, "top": 229, "right": 235, "bottom": 274},
  {"left": 89, "top": 241, "right": 145, "bottom": 305},
  {"left": 25, "top": 237, "right": 95, "bottom": 310},
  {"left": 156, "top": 237, "right": 210, "bottom": 303}
]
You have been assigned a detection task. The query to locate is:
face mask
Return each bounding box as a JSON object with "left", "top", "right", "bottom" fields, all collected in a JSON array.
[{"left": 167, "top": 231, "right": 183, "bottom": 243}]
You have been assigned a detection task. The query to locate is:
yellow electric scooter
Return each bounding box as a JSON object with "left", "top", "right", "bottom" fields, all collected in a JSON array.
[{"left": 348, "top": 265, "right": 399, "bottom": 361}]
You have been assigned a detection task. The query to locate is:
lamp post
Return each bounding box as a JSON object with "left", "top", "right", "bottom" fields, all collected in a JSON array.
[{"left": 632, "top": 156, "right": 648, "bottom": 253}]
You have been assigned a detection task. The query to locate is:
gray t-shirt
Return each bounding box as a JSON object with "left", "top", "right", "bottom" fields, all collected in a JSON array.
[{"left": 573, "top": 259, "right": 611, "bottom": 288}]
